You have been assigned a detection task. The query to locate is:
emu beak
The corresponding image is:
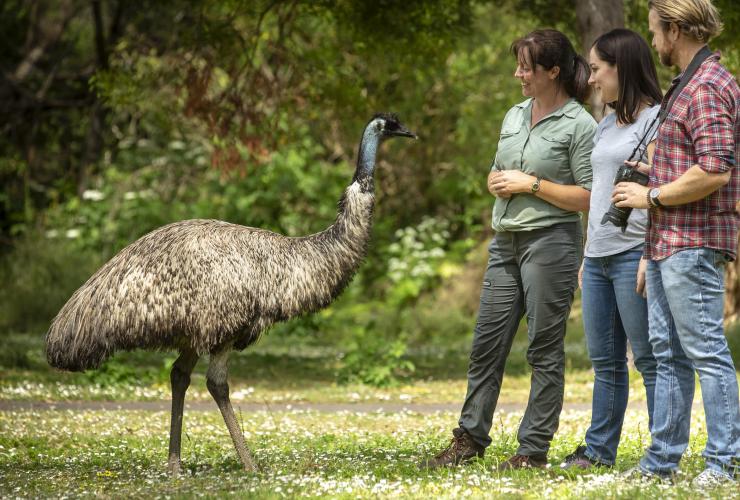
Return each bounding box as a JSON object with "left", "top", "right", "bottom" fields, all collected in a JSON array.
[{"left": 392, "top": 126, "right": 417, "bottom": 139}]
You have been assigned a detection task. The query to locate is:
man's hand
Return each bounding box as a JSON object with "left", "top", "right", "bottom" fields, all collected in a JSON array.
[
  {"left": 488, "top": 170, "right": 536, "bottom": 198},
  {"left": 612, "top": 181, "right": 650, "bottom": 209},
  {"left": 636, "top": 257, "right": 648, "bottom": 298}
]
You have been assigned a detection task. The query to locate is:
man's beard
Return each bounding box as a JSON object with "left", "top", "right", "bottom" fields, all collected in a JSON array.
[{"left": 659, "top": 41, "right": 675, "bottom": 67}]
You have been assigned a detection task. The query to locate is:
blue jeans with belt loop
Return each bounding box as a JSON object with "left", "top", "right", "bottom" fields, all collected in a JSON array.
[
  {"left": 639, "top": 248, "right": 740, "bottom": 479},
  {"left": 581, "top": 247, "right": 657, "bottom": 465}
]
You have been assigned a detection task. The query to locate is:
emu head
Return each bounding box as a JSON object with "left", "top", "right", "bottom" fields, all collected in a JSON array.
[{"left": 370, "top": 113, "right": 417, "bottom": 141}]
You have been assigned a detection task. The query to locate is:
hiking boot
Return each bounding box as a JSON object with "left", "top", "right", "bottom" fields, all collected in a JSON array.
[
  {"left": 419, "top": 427, "right": 484, "bottom": 469},
  {"left": 560, "top": 445, "right": 608, "bottom": 470},
  {"left": 497, "top": 453, "right": 548, "bottom": 470}
]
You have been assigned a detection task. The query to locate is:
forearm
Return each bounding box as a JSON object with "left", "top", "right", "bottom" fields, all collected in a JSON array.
[
  {"left": 535, "top": 179, "right": 591, "bottom": 212},
  {"left": 656, "top": 164, "right": 731, "bottom": 206}
]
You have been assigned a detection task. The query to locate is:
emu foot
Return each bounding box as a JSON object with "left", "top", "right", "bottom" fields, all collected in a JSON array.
[
  {"left": 239, "top": 452, "right": 260, "bottom": 474},
  {"left": 167, "top": 455, "right": 183, "bottom": 476}
]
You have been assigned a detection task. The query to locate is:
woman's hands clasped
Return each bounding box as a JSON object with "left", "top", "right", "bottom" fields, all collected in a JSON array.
[{"left": 488, "top": 170, "right": 537, "bottom": 199}]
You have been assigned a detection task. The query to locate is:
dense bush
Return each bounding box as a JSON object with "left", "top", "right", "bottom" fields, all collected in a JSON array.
[{"left": 0, "top": 233, "right": 101, "bottom": 333}]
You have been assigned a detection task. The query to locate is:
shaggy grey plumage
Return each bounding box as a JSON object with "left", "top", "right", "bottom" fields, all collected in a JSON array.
[{"left": 45, "top": 113, "right": 415, "bottom": 474}]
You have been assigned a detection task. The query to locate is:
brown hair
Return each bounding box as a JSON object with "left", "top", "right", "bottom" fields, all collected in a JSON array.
[{"left": 511, "top": 29, "right": 591, "bottom": 103}]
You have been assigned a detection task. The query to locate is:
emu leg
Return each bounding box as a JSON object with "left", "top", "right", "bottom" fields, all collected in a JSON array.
[
  {"left": 167, "top": 349, "right": 199, "bottom": 475},
  {"left": 206, "top": 349, "right": 258, "bottom": 472}
]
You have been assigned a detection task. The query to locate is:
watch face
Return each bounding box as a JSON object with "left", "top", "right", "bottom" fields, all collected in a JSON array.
[{"left": 650, "top": 188, "right": 660, "bottom": 198}]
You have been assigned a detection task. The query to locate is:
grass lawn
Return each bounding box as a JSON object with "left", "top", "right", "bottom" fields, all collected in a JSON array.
[
  {"left": 1, "top": 406, "right": 736, "bottom": 498},
  {"left": 1, "top": 329, "right": 739, "bottom": 498}
]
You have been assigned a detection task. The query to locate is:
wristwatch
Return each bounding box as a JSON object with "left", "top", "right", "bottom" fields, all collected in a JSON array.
[
  {"left": 531, "top": 177, "right": 541, "bottom": 194},
  {"left": 648, "top": 187, "right": 664, "bottom": 208}
]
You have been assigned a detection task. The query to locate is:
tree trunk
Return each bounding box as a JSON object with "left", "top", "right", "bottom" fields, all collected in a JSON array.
[{"left": 575, "top": 0, "right": 625, "bottom": 120}]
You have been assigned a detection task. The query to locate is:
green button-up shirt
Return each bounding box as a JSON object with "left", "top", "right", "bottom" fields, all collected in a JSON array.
[{"left": 491, "top": 98, "right": 597, "bottom": 232}]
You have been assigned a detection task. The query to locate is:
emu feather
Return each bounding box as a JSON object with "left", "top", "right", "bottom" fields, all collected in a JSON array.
[{"left": 45, "top": 113, "right": 416, "bottom": 474}]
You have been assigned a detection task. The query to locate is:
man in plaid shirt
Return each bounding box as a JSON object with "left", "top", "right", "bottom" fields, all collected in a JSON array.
[{"left": 612, "top": 0, "right": 739, "bottom": 488}]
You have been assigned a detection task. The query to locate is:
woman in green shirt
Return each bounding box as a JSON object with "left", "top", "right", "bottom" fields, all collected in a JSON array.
[{"left": 422, "top": 29, "right": 596, "bottom": 470}]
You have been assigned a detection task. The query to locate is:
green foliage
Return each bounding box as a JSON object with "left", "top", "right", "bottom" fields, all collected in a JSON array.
[
  {"left": 337, "top": 326, "right": 415, "bottom": 387},
  {"left": 385, "top": 217, "right": 466, "bottom": 306},
  {"left": 4, "top": 0, "right": 740, "bottom": 389},
  {"left": 0, "top": 232, "right": 101, "bottom": 333},
  {"left": 84, "top": 354, "right": 176, "bottom": 387},
  {"left": 42, "top": 125, "right": 348, "bottom": 258}
]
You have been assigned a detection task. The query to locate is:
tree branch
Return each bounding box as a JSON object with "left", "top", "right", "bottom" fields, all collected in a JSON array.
[{"left": 11, "top": 0, "right": 80, "bottom": 83}]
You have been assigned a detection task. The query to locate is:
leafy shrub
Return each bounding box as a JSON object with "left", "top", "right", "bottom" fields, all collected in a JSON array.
[
  {"left": 335, "top": 320, "right": 415, "bottom": 387},
  {"left": 384, "top": 216, "right": 475, "bottom": 306},
  {"left": 84, "top": 354, "right": 176, "bottom": 387},
  {"left": 0, "top": 232, "right": 101, "bottom": 334}
]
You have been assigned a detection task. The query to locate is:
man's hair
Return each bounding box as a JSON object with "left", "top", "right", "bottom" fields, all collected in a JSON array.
[{"left": 648, "top": 0, "right": 723, "bottom": 42}]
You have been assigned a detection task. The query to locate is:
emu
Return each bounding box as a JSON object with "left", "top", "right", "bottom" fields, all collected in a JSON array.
[{"left": 45, "top": 113, "right": 416, "bottom": 474}]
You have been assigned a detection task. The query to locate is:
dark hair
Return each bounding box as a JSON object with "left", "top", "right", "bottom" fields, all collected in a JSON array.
[
  {"left": 510, "top": 29, "right": 591, "bottom": 103},
  {"left": 592, "top": 29, "right": 663, "bottom": 124}
]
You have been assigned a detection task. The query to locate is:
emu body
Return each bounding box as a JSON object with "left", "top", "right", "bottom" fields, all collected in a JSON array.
[{"left": 45, "top": 114, "right": 415, "bottom": 474}]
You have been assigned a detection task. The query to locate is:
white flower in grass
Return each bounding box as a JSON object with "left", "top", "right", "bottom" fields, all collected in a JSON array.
[{"left": 65, "top": 228, "right": 81, "bottom": 239}]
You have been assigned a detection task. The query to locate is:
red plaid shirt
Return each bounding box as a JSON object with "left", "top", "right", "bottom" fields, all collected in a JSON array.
[{"left": 647, "top": 53, "right": 740, "bottom": 260}]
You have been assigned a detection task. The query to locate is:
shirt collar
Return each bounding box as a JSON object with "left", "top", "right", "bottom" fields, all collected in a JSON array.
[
  {"left": 516, "top": 97, "right": 580, "bottom": 118},
  {"left": 670, "top": 50, "right": 721, "bottom": 85}
]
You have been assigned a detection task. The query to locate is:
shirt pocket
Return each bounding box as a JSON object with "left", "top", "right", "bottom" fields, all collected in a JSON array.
[
  {"left": 495, "top": 127, "right": 524, "bottom": 170},
  {"left": 537, "top": 135, "right": 571, "bottom": 164},
  {"left": 498, "top": 125, "right": 522, "bottom": 142}
]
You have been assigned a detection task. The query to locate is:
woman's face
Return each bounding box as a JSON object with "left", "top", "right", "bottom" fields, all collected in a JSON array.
[
  {"left": 588, "top": 47, "right": 619, "bottom": 104},
  {"left": 514, "top": 49, "right": 558, "bottom": 98}
]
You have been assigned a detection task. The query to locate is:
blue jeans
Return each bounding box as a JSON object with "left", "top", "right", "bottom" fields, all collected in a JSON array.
[
  {"left": 639, "top": 248, "right": 740, "bottom": 478},
  {"left": 581, "top": 247, "right": 657, "bottom": 465}
]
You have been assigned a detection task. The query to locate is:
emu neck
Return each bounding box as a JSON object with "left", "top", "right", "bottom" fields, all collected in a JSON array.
[
  {"left": 322, "top": 181, "right": 375, "bottom": 272},
  {"left": 286, "top": 181, "right": 374, "bottom": 317},
  {"left": 277, "top": 125, "right": 379, "bottom": 318},
  {"left": 353, "top": 128, "right": 380, "bottom": 185}
]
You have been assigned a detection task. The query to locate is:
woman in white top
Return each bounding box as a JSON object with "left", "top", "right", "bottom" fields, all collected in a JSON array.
[{"left": 561, "top": 28, "right": 663, "bottom": 469}]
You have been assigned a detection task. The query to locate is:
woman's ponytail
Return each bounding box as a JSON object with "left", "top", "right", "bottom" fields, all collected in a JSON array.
[{"left": 567, "top": 54, "right": 592, "bottom": 104}]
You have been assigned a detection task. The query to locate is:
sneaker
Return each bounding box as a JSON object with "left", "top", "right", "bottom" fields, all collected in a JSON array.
[
  {"left": 497, "top": 453, "right": 548, "bottom": 470},
  {"left": 419, "top": 427, "right": 484, "bottom": 469},
  {"left": 691, "top": 468, "right": 738, "bottom": 489},
  {"left": 560, "top": 445, "right": 609, "bottom": 470},
  {"left": 622, "top": 465, "right": 674, "bottom": 483}
]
